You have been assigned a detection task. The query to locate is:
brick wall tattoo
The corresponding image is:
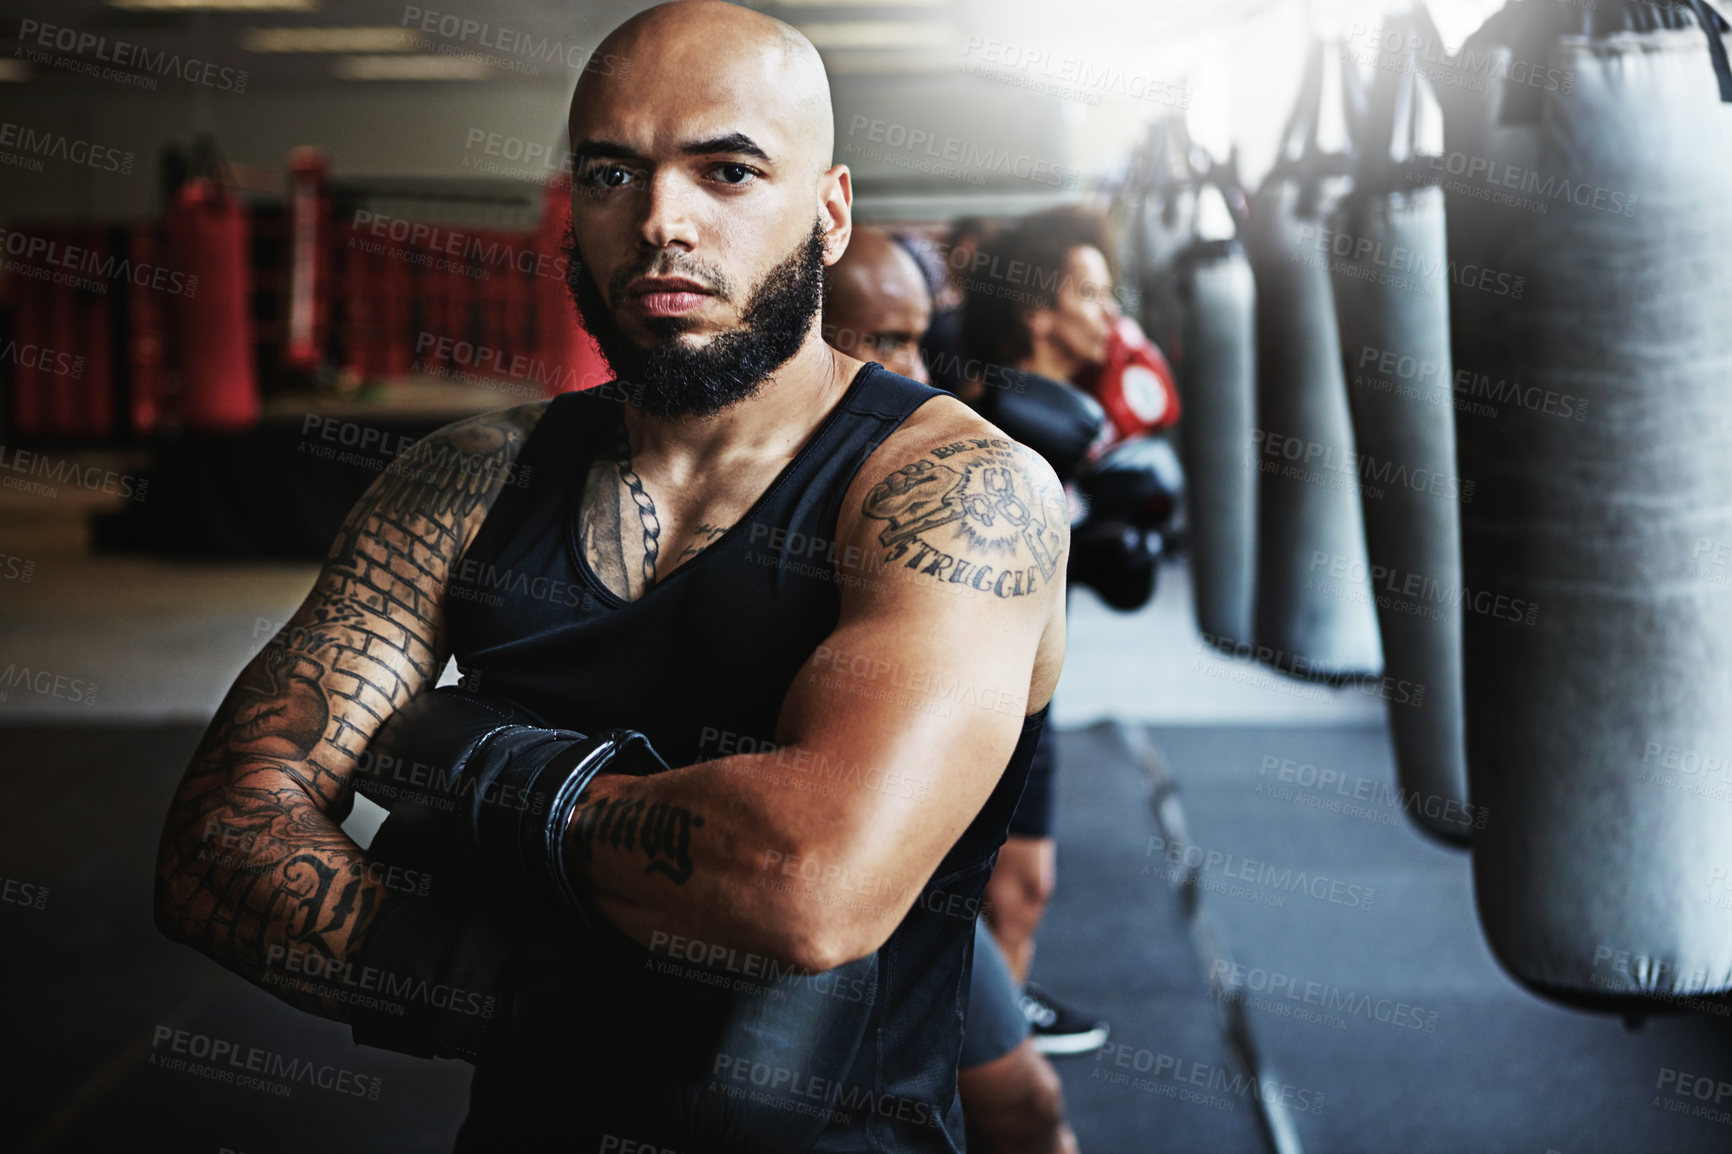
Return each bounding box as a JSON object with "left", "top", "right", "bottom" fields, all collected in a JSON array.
[
  {"left": 863, "top": 437, "right": 1068, "bottom": 597},
  {"left": 153, "top": 405, "right": 544, "bottom": 1019}
]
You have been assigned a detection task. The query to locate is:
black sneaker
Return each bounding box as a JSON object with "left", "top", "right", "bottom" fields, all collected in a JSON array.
[{"left": 1019, "top": 982, "right": 1110, "bottom": 1056}]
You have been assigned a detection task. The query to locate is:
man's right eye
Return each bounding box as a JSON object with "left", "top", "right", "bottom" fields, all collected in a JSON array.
[{"left": 580, "top": 164, "right": 637, "bottom": 190}]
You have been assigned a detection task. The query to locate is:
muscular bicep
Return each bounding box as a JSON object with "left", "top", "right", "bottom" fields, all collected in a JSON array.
[
  {"left": 771, "top": 429, "right": 1068, "bottom": 919},
  {"left": 189, "top": 404, "right": 539, "bottom": 809},
  {"left": 198, "top": 527, "right": 448, "bottom": 818},
  {"left": 153, "top": 404, "right": 542, "bottom": 1000}
]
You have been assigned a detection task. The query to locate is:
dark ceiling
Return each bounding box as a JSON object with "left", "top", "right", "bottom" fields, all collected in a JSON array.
[{"left": 0, "top": 1, "right": 967, "bottom": 90}]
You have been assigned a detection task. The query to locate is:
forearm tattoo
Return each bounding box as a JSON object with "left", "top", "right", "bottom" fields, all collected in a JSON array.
[
  {"left": 153, "top": 405, "right": 543, "bottom": 1018},
  {"left": 568, "top": 794, "right": 705, "bottom": 886},
  {"left": 863, "top": 437, "right": 1069, "bottom": 597}
]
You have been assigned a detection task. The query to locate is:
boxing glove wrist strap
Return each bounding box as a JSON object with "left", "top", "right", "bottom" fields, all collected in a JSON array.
[{"left": 463, "top": 727, "right": 668, "bottom": 930}]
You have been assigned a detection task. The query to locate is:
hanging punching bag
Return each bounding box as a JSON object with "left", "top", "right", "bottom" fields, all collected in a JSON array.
[
  {"left": 1175, "top": 177, "right": 1258, "bottom": 651},
  {"left": 78, "top": 230, "right": 116, "bottom": 439},
  {"left": 1133, "top": 117, "right": 1203, "bottom": 361},
  {"left": 127, "top": 226, "right": 166, "bottom": 436},
  {"left": 1248, "top": 42, "right": 1383, "bottom": 682},
  {"left": 46, "top": 230, "right": 80, "bottom": 436},
  {"left": 10, "top": 263, "right": 48, "bottom": 438},
  {"left": 1446, "top": 1, "right": 1732, "bottom": 998},
  {"left": 166, "top": 178, "right": 259, "bottom": 431},
  {"left": 282, "top": 148, "right": 331, "bottom": 375},
  {"left": 1332, "top": 17, "right": 1471, "bottom": 842}
]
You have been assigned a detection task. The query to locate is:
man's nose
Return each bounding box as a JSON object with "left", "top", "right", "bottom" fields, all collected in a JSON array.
[{"left": 636, "top": 170, "right": 700, "bottom": 252}]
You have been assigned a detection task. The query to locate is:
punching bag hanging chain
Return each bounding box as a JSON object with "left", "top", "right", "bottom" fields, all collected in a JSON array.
[{"left": 1684, "top": 0, "right": 1732, "bottom": 101}]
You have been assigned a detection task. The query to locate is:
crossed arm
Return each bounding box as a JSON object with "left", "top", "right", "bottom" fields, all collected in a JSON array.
[
  {"left": 155, "top": 402, "right": 1067, "bottom": 1015},
  {"left": 569, "top": 425, "right": 1070, "bottom": 972},
  {"left": 152, "top": 404, "right": 544, "bottom": 1019}
]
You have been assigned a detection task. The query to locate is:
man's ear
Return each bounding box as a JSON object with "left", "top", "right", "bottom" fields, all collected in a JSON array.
[{"left": 820, "top": 164, "right": 853, "bottom": 266}]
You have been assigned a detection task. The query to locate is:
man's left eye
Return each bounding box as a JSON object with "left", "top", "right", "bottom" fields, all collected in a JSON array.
[{"left": 712, "top": 163, "right": 758, "bottom": 185}]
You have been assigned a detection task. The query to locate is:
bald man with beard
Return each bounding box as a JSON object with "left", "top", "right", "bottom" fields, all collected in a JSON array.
[
  {"left": 822, "top": 227, "right": 935, "bottom": 384},
  {"left": 155, "top": 3, "right": 1072, "bottom": 1151}
]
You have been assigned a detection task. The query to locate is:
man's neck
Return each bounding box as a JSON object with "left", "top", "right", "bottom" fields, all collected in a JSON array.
[{"left": 625, "top": 338, "right": 861, "bottom": 483}]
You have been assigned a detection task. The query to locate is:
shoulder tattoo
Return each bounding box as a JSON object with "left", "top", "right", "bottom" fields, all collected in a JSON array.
[{"left": 862, "top": 435, "right": 1068, "bottom": 598}]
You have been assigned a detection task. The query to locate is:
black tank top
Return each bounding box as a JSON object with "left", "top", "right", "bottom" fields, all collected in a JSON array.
[{"left": 445, "top": 362, "right": 1048, "bottom": 1152}]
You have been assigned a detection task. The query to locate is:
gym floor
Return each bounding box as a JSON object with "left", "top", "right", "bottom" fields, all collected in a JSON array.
[{"left": 3, "top": 481, "right": 1729, "bottom": 1153}]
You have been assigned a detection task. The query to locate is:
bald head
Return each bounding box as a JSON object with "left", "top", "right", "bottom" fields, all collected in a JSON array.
[
  {"left": 824, "top": 229, "right": 933, "bottom": 384},
  {"left": 562, "top": 0, "right": 853, "bottom": 415},
  {"left": 577, "top": 1, "right": 834, "bottom": 175}
]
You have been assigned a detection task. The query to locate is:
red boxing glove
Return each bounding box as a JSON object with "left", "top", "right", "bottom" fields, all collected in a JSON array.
[{"left": 1083, "top": 316, "right": 1181, "bottom": 446}]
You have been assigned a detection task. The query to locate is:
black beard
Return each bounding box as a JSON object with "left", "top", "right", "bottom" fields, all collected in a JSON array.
[{"left": 564, "top": 220, "right": 828, "bottom": 421}]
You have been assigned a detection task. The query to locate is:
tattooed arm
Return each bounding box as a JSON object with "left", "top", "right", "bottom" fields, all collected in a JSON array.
[
  {"left": 566, "top": 409, "right": 1068, "bottom": 972},
  {"left": 152, "top": 404, "right": 543, "bottom": 1020}
]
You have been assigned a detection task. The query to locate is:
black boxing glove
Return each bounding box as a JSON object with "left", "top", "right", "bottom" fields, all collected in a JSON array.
[
  {"left": 359, "top": 686, "right": 669, "bottom": 925},
  {"left": 1066, "top": 437, "right": 1183, "bottom": 612},
  {"left": 353, "top": 691, "right": 881, "bottom": 1152},
  {"left": 1069, "top": 519, "right": 1161, "bottom": 612},
  {"left": 343, "top": 870, "right": 524, "bottom": 1063},
  {"left": 1075, "top": 435, "right": 1183, "bottom": 536},
  {"left": 348, "top": 688, "right": 667, "bottom": 1060},
  {"left": 978, "top": 369, "right": 1110, "bottom": 484}
]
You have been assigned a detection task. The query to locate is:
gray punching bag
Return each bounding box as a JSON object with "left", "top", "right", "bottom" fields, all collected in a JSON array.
[
  {"left": 1134, "top": 116, "right": 1203, "bottom": 361},
  {"left": 1444, "top": 1, "right": 1732, "bottom": 998},
  {"left": 1331, "top": 24, "right": 1471, "bottom": 842},
  {"left": 1248, "top": 43, "right": 1383, "bottom": 681},
  {"left": 1176, "top": 185, "right": 1258, "bottom": 651}
]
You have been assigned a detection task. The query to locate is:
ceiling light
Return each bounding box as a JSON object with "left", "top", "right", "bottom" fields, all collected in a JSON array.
[
  {"left": 333, "top": 54, "right": 493, "bottom": 81},
  {"left": 244, "top": 27, "right": 417, "bottom": 53},
  {"left": 796, "top": 21, "right": 954, "bottom": 50}
]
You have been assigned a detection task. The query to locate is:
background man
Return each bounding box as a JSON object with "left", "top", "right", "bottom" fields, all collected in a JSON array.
[{"left": 821, "top": 226, "right": 933, "bottom": 383}]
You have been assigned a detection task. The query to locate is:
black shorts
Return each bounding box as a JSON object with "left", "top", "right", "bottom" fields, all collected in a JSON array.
[
  {"left": 959, "top": 918, "right": 1029, "bottom": 1068},
  {"left": 1006, "top": 724, "right": 1057, "bottom": 839}
]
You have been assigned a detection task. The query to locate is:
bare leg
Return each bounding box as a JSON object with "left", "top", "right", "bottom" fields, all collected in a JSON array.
[
  {"left": 959, "top": 1038, "right": 1081, "bottom": 1154},
  {"left": 984, "top": 835, "right": 1057, "bottom": 983}
]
